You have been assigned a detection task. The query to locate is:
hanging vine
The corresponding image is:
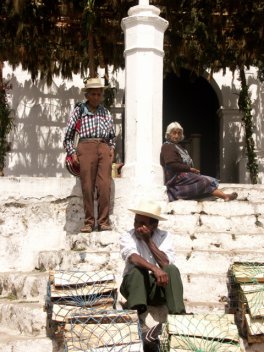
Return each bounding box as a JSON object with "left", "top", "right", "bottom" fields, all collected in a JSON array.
[
  {"left": 238, "top": 67, "right": 259, "bottom": 184},
  {"left": 0, "top": 62, "right": 14, "bottom": 176}
]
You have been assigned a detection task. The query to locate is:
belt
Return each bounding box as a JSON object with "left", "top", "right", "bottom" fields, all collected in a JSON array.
[{"left": 79, "top": 137, "right": 107, "bottom": 143}]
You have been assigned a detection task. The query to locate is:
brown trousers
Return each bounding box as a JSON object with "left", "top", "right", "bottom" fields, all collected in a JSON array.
[{"left": 77, "top": 140, "right": 112, "bottom": 227}]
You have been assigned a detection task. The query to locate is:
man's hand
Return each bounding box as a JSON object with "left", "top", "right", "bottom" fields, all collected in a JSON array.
[
  {"left": 190, "top": 167, "right": 200, "bottom": 174},
  {"left": 152, "top": 267, "right": 169, "bottom": 287},
  {"left": 136, "top": 225, "right": 152, "bottom": 242},
  {"left": 72, "top": 153, "right": 79, "bottom": 166}
]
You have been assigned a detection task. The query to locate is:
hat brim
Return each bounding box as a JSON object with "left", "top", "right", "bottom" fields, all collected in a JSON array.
[
  {"left": 128, "top": 208, "right": 167, "bottom": 221},
  {"left": 81, "top": 85, "right": 105, "bottom": 91}
]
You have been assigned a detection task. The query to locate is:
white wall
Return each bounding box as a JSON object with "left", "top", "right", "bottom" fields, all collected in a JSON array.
[
  {"left": 212, "top": 67, "right": 264, "bottom": 183},
  {"left": 3, "top": 62, "right": 264, "bottom": 183},
  {"left": 3, "top": 63, "right": 125, "bottom": 177}
]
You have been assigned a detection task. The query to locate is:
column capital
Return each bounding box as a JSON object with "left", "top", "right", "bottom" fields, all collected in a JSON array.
[{"left": 128, "top": 2, "right": 160, "bottom": 17}]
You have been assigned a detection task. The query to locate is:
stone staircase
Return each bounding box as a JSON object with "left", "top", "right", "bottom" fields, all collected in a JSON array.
[{"left": 0, "top": 178, "right": 264, "bottom": 351}]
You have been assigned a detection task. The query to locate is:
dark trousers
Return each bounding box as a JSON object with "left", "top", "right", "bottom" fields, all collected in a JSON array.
[
  {"left": 77, "top": 140, "right": 112, "bottom": 227},
  {"left": 120, "top": 264, "right": 186, "bottom": 314}
]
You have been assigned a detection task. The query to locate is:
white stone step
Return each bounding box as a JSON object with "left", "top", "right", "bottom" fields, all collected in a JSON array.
[
  {"left": 176, "top": 249, "right": 264, "bottom": 276},
  {"left": 37, "top": 248, "right": 120, "bottom": 272},
  {"left": 0, "top": 338, "right": 53, "bottom": 352},
  {"left": 0, "top": 270, "right": 229, "bottom": 314},
  {"left": 0, "top": 271, "right": 229, "bottom": 312},
  {"left": 0, "top": 177, "right": 77, "bottom": 202},
  {"left": 37, "top": 246, "right": 263, "bottom": 275},
  {"left": 0, "top": 272, "right": 48, "bottom": 302},
  {"left": 1, "top": 179, "right": 264, "bottom": 272},
  {"left": 0, "top": 300, "right": 47, "bottom": 336},
  {"left": 0, "top": 326, "right": 53, "bottom": 352},
  {"left": 66, "top": 231, "right": 121, "bottom": 251},
  {"left": 166, "top": 198, "right": 264, "bottom": 216},
  {"left": 173, "top": 231, "right": 264, "bottom": 251},
  {"left": 1, "top": 178, "right": 264, "bottom": 351},
  {"left": 35, "top": 247, "right": 262, "bottom": 307},
  {"left": 181, "top": 273, "right": 229, "bottom": 304},
  {"left": 220, "top": 184, "right": 264, "bottom": 202},
  {"left": 163, "top": 212, "right": 264, "bottom": 234},
  {"left": 66, "top": 230, "right": 264, "bottom": 252}
]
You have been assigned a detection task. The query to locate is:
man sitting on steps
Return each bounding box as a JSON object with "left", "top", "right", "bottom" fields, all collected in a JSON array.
[{"left": 119, "top": 199, "right": 186, "bottom": 317}]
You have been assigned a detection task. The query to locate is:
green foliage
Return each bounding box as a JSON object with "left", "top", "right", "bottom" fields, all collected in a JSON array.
[
  {"left": 0, "top": 88, "right": 13, "bottom": 174},
  {"left": 238, "top": 68, "right": 259, "bottom": 184},
  {"left": 164, "top": 0, "right": 264, "bottom": 76},
  {"left": 0, "top": 0, "right": 128, "bottom": 82},
  {"left": 0, "top": 1, "right": 263, "bottom": 82},
  {"left": 104, "top": 86, "right": 116, "bottom": 110},
  {"left": 0, "top": 87, "right": 13, "bottom": 174}
]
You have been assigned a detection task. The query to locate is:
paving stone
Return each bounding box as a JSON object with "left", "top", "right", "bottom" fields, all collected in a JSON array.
[{"left": 0, "top": 301, "right": 47, "bottom": 336}]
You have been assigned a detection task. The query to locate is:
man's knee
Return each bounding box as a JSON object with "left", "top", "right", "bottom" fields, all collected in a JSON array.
[
  {"left": 129, "top": 266, "right": 149, "bottom": 277},
  {"left": 120, "top": 267, "right": 149, "bottom": 293},
  {"left": 163, "top": 264, "right": 181, "bottom": 276}
]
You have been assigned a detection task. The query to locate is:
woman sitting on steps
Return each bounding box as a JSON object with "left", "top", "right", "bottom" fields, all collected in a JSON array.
[{"left": 160, "top": 122, "right": 238, "bottom": 202}]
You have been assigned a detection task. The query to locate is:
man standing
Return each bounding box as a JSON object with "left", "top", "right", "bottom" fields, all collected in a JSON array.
[
  {"left": 120, "top": 200, "right": 186, "bottom": 315},
  {"left": 63, "top": 77, "right": 115, "bottom": 233}
]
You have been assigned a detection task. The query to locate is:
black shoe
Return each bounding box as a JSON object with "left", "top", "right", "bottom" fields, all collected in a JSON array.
[{"left": 134, "top": 304, "right": 147, "bottom": 315}]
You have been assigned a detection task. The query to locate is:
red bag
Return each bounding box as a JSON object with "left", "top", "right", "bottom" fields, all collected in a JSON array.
[{"left": 65, "top": 155, "right": 80, "bottom": 177}]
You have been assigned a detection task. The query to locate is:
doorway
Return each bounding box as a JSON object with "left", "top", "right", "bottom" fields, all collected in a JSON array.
[{"left": 163, "top": 69, "right": 220, "bottom": 178}]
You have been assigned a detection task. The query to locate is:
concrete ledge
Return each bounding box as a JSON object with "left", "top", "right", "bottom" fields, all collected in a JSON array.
[
  {"left": 0, "top": 301, "right": 47, "bottom": 336},
  {"left": 0, "top": 333, "right": 53, "bottom": 352}
]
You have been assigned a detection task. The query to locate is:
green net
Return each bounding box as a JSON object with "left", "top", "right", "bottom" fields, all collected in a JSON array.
[
  {"left": 160, "top": 314, "right": 241, "bottom": 352},
  {"left": 64, "top": 308, "right": 142, "bottom": 351},
  {"left": 45, "top": 270, "right": 142, "bottom": 350},
  {"left": 228, "top": 262, "right": 264, "bottom": 343}
]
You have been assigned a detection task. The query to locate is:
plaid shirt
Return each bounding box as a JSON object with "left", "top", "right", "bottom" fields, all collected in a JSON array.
[{"left": 63, "top": 102, "right": 116, "bottom": 156}]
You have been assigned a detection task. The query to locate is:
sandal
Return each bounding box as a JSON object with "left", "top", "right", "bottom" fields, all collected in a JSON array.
[{"left": 80, "top": 224, "right": 93, "bottom": 233}]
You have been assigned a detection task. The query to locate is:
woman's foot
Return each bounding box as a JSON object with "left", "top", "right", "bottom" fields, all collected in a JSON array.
[{"left": 224, "top": 192, "right": 238, "bottom": 201}]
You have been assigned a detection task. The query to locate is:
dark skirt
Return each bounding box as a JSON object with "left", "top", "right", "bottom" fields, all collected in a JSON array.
[{"left": 166, "top": 172, "right": 219, "bottom": 201}]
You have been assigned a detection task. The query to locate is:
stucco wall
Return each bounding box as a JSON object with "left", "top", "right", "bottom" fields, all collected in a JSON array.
[
  {"left": 3, "top": 63, "right": 125, "bottom": 177},
  {"left": 2, "top": 62, "right": 264, "bottom": 183},
  {"left": 212, "top": 68, "right": 264, "bottom": 183}
]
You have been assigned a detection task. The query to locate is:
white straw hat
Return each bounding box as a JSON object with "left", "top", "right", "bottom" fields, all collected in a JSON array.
[
  {"left": 81, "top": 77, "right": 105, "bottom": 91},
  {"left": 128, "top": 200, "right": 167, "bottom": 221}
]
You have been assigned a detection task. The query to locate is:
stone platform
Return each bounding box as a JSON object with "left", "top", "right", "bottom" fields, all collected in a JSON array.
[{"left": 0, "top": 177, "right": 264, "bottom": 351}]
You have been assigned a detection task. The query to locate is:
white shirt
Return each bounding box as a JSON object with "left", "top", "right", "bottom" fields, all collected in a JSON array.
[{"left": 120, "top": 228, "right": 176, "bottom": 276}]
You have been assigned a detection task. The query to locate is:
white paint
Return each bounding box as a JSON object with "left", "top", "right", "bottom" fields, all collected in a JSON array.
[
  {"left": 139, "top": 0, "right": 149, "bottom": 5},
  {"left": 121, "top": 3, "right": 168, "bottom": 187}
]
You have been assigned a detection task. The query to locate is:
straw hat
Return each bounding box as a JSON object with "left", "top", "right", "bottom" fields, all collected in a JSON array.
[
  {"left": 128, "top": 200, "right": 167, "bottom": 221},
  {"left": 81, "top": 77, "right": 105, "bottom": 92}
]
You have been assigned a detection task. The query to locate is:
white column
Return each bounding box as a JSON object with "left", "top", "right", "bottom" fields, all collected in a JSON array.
[{"left": 121, "top": 2, "right": 168, "bottom": 187}]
